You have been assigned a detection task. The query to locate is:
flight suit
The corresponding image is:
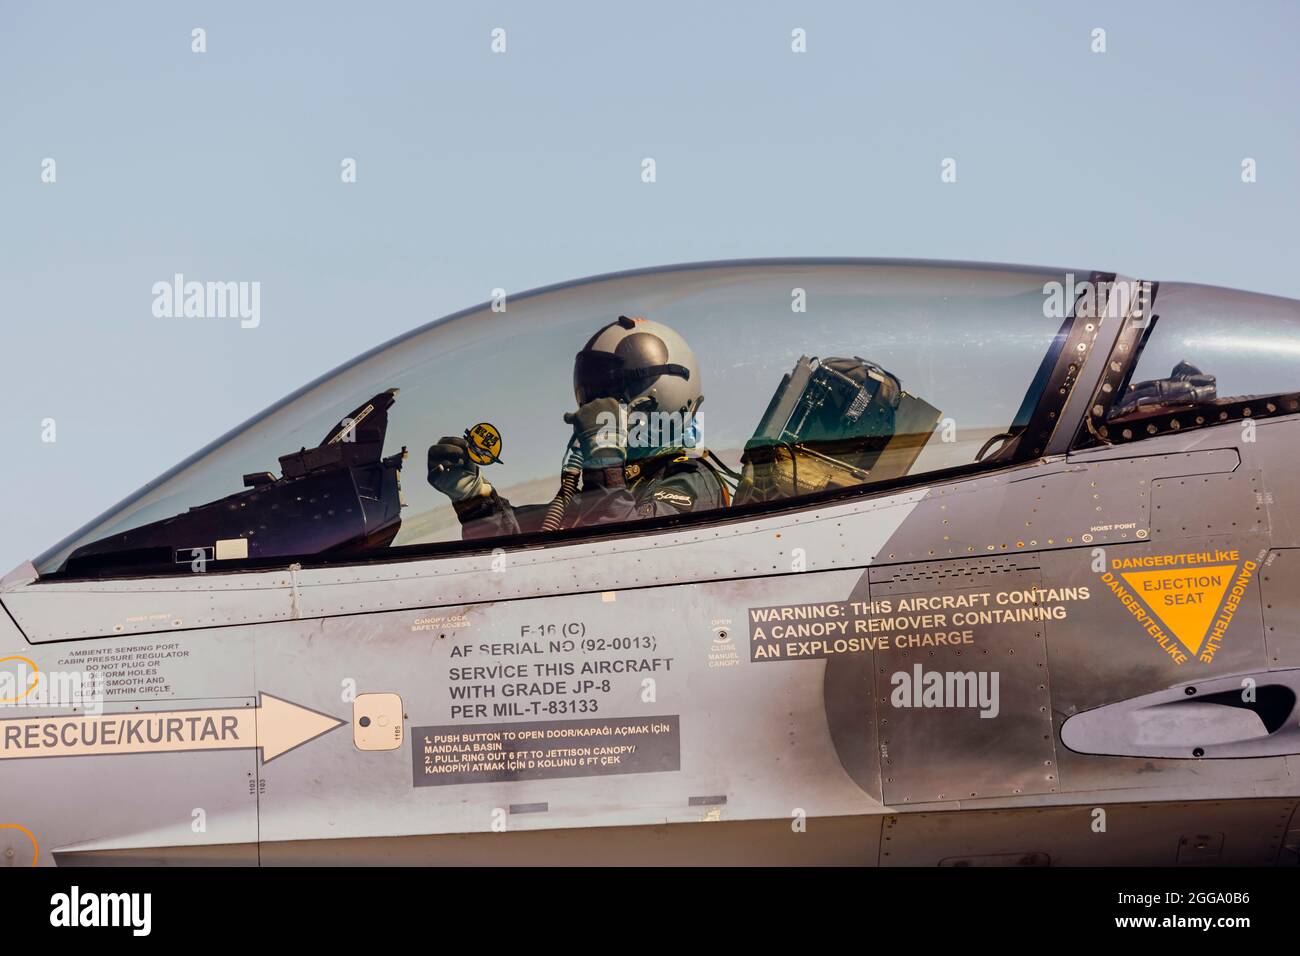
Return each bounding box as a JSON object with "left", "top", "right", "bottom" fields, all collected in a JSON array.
[{"left": 452, "top": 449, "right": 728, "bottom": 540}]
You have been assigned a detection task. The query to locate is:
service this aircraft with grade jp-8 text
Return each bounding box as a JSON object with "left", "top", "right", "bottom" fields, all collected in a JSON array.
[{"left": 3, "top": 258, "right": 1300, "bottom": 866}]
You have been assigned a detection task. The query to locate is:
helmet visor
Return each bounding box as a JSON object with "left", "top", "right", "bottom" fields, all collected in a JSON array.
[
  {"left": 574, "top": 351, "right": 691, "bottom": 405},
  {"left": 573, "top": 351, "right": 628, "bottom": 405}
]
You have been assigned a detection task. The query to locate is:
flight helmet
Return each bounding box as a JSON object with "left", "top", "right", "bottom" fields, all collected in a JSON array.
[{"left": 573, "top": 315, "right": 703, "bottom": 419}]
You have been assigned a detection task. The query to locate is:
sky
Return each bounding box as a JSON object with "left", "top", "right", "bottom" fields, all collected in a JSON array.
[{"left": 1, "top": 0, "right": 1298, "bottom": 573}]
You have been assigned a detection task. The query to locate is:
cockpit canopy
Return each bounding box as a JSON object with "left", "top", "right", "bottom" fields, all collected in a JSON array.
[{"left": 35, "top": 260, "right": 1300, "bottom": 578}]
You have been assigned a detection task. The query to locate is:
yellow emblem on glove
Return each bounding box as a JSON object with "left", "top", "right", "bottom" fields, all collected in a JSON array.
[{"left": 464, "top": 422, "right": 504, "bottom": 465}]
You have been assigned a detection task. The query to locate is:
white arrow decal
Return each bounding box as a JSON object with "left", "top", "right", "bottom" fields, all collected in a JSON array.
[{"left": 0, "top": 692, "right": 344, "bottom": 764}]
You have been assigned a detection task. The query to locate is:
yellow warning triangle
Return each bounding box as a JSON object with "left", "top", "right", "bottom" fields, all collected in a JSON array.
[{"left": 1120, "top": 564, "right": 1237, "bottom": 655}]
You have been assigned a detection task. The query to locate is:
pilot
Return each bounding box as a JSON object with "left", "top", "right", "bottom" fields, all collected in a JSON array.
[{"left": 427, "top": 316, "right": 728, "bottom": 538}]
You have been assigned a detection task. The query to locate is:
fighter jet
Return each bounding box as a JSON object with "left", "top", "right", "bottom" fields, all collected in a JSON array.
[{"left": 3, "top": 258, "right": 1298, "bottom": 866}]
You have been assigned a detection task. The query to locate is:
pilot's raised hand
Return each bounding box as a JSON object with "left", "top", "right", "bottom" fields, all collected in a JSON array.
[
  {"left": 566, "top": 397, "right": 627, "bottom": 467},
  {"left": 427, "top": 436, "right": 489, "bottom": 501}
]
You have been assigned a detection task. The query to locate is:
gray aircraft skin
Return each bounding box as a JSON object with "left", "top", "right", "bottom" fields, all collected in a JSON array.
[{"left": 3, "top": 258, "right": 1300, "bottom": 867}]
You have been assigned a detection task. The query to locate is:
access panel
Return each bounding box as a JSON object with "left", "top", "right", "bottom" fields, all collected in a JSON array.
[{"left": 863, "top": 556, "right": 1057, "bottom": 804}]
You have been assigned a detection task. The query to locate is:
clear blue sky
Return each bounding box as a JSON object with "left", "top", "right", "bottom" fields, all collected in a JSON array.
[{"left": 2, "top": 0, "right": 1297, "bottom": 572}]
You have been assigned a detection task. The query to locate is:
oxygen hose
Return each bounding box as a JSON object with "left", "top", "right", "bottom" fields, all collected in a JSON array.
[{"left": 541, "top": 440, "right": 584, "bottom": 532}]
